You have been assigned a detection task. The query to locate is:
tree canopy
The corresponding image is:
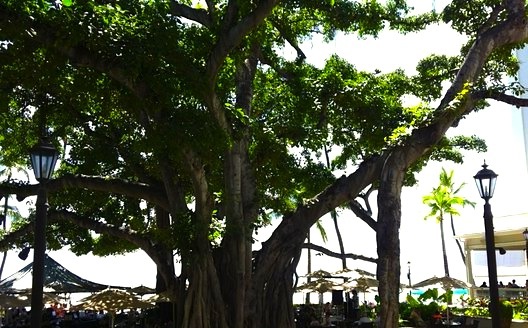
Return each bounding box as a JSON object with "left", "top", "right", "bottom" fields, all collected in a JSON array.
[{"left": 1, "top": 1, "right": 528, "bottom": 327}]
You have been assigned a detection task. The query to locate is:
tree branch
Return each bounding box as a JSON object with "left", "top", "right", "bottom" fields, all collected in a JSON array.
[
  {"left": 206, "top": 0, "right": 280, "bottom": 87},
  {"left": 348, "top": 200, "right": 377, "bottom": 231},
  {"left": 270, "top": 19, "right": 306, "bottom": 61},
  {"left": 472, "top": 89, "right": 528, "bottom": 107},
  {"left": 438, "top": 0, "right": 528, "bottom": 113},
  {"left": 0, "top": 209, "right": 172, "bottom": 274},
  {"left": 302, "top": 243, "right": 377, "bottom": 264},
  {"left": 0, "top": 175, "right": 169, "bottom": 210},
  {"left": 169, "top": 1, "right": 212, "bottom": 27}
]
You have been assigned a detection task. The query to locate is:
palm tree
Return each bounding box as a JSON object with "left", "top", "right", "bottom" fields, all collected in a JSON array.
[
  {"left": 305, "top": 220, "right": 328, "bottom": 304},
  {"left": 422, "top": 168, "right": 475, "bottom": 277},
  {"left": 438, "top": 168, "right": 476, "bottom": 265}
]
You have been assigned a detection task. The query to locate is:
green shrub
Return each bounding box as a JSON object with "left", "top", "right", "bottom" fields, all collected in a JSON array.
[
  {"left": 500, "top": 300, "right": 513, "bottom": 320},
  {"left": 509, "top": 298, "right": 528, "bottom": 320},
  {"left": 399, "top": 289, "right": 443, "bottom": 324}
]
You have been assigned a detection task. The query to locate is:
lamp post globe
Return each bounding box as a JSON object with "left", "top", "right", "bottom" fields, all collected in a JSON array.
[
  {"left": 29, "top": 137, "right": 59, "bottom": 182},
  {"left": 29, "top": 137, "right": 58, "bottom": 328},
  {"left": 474, "top": 161, "right": 500, "bottom": 328},
  {"left": 473, "top": 161, "right": 498, "bottom": 201}
]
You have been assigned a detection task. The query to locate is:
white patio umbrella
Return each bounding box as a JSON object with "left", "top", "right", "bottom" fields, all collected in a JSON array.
[
  {"left": 413, "top": 275, "right": 470, "bottom": 323},
  {"left": 412, "top": 275, "right": 469, "bottom": 290},
  {"left": 74, "top": 288, "right": 154, "bottom": 327}
]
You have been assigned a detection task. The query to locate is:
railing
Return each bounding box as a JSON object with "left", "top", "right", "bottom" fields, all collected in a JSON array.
[{"left": 473, "top": 287, "right": 528, "bottom": 299}]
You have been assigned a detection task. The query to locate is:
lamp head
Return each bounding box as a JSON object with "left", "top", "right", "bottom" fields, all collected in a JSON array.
[
  {"left": 473, "top": 161, "right": 498, "bottom": 200},
  {"left": 18, "top": 247, "right": 30, "bottom": 261},
  {"left": 29, "top": 137, "right": 59, "bottom": 182}
]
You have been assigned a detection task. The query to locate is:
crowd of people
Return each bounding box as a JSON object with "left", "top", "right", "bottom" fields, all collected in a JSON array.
[
  {"left": 480, "top": 279, "right": 528, "bottom": 288},
  {"left": 295, "top": 289, "right": 376, "bottom": 327},
  {"left": 1, "top": 303, "right": 168, "bottom": 328}
]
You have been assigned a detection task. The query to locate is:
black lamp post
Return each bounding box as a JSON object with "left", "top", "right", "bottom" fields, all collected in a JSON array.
[
  {"left": 29, "top": 137, "right": 58, "bottom": 328},
  {"left": 474, "top": 161, "right": 499, "bottom": 328},
  {"left": 407, "top": 261, "right": 412, "bottom": 295}
]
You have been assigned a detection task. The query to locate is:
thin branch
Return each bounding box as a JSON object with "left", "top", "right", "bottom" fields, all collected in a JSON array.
[
  {"left": 349, "top": 200, "right": 377, "bottom": 231},
  {"left": 270, "top": 19, "right": 306, "bottom": 61},
  {"left": 302, "top": 243, "right": 377, "bottom": 264}
]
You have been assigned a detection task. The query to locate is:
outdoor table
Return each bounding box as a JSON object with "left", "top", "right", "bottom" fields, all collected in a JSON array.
[{"left": 429, "top": 322, "right": 462, "bottom": 328}]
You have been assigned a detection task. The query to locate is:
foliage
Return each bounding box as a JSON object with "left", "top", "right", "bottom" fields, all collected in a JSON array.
[
  {"left": 0, "top": 0, "right": 527, "bottom": 327},
  {"left": 422, "top": 168, "right": 476, "bottom": 275},
  {"left": 452, "top": 297, "right": 489, "bottom": 318},
  {"left": 401, "top": 289, "right": 445, "bottom": 324},
  {"left": 423, "top": 168, "right": 476, "bottom": 223},
  {"left": 0, "top": 0, "right": 488, "bottom": 259},
  {"left": 509, "top": 299, "right": 528, "bottom": 320},
  {"left": 451, "top": 297, "right": 522, "bottom": 320},
  {"left": 360, "top": 295, "right": 380, "bottom": 319}
]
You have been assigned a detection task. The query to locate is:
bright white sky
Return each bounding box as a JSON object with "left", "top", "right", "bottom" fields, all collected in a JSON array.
[{"left": 2, "top": 0, "right": 528, "bottom": 305}]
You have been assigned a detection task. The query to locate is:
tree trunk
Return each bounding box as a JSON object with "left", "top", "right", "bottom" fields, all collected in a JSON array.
[
  {"left": 215, "top": 51, "right": 259, "bottom": 328},
  {"left": 0, "top": 195, "right": 8, "bottom": 280},
  {"left": 440, "top": 216, "right": 450, "bottom": 277},
  {"left": 450, "top": 214, "right": 466, "bottom": 265},
  {"left": 153, "top": 207, "right": 178, "bottom": 327},
  {"left": 306, "top": 230, "right": 312, "bottom": 304},
  {"left": 247, "top": 240, "right": 302, "bottom": 328},
  {"left": 325, "top": 145, "right": 347, "bottom": 269},
  {"left": 180, "top": 147, "right": 230, "bottom": 328},
  {"left": 331, "top": 210, "right": 347, "bottom": 269},
  {"left": 376, "top": 154, "right": 405, "bottom": 328},
  {"left": 184, "top": 252, "right": 229, "bottom": 328}
]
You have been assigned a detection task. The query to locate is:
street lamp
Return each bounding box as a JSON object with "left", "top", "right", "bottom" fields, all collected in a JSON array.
[
  {"left": 29, "top": 137, "right": 58, "bottom": 328},
  {"left": 474, "top": 161, "right": 499, "bottom": 328},
  {"left": 407, "top": 261, "right": 412, "bottom": 295}
]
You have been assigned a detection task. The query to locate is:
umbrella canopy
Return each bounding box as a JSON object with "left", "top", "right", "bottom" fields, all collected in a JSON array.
[
  {"left": 296, "top": 279, "right": 342, "bottom": 294},
  {"left": 303, "top": 270, "right": 333, "bottom": 279},
  {"left": 353, "top": 277, "right": 379, "bottom": 291},
  {"left": 0, "top": 294, "right": 30, "bottom": 308},
  {"left": 0, "top": 255, "right": 127, "bottom": 293},
  {"left": 129, "top": 285, "right": 155, "bottom": 295},
  {"left": 333, "top": 268, "right": 375, "bottom": 278},
  {"left": 76, "top": 288, "right": 154, "bottom": 313},
  {"left": 145, "top": 291, "right": 173, "bottom": 303},
  {"left": 413, "top": 276, "right": 469, "bottom": 290},
  {"left": 19, "top": 291, "right": 65, "bottom": 305}
]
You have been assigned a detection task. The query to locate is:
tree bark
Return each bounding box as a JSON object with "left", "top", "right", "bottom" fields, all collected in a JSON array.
[
  {"left": 450, "top": 214, "right": 466, "bottom": 265},
  {"left": 376, "top": 153, "right": 405, "bottom": 328},
  {"left": 440, "top": 216, "right": 450, "bottom": 277}
]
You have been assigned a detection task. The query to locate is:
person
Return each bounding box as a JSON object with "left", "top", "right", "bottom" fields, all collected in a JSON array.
[
  {"left": 297, "top": 304, "right": 312, "bottom": 328},
  {"left": 499, "top": 281, "right": 505, "bottom": 288},
  {"left": 350, "top": 289, "right": 360, "bottom": 321},
  {"left": 323, "top": 302, "right": 332, "bottom": 326},
  {"left": 511, "top": 279, "right": 520, "bottom": 288},
  {"left": 432, "top": 310, "right": 442, "bottom": 324},
  {"left": 480, "top": 281, "right": 488, "bottom": 288},
  {"left": 409, "top": 309, "right": 426, "bottom": 327}
]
